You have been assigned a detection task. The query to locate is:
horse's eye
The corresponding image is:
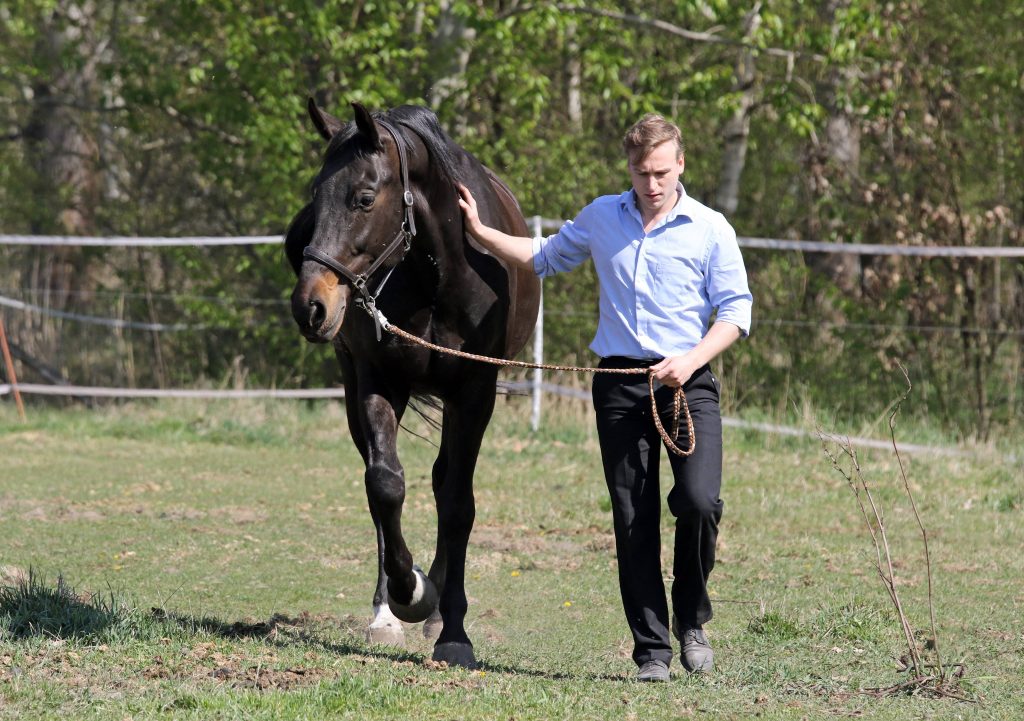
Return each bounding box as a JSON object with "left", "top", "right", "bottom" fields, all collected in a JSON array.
[{"left": 358, "top": 193, "right": 375, "bottom": 209}]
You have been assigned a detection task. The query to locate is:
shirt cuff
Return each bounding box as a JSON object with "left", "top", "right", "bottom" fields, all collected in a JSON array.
[{"left": 531, "top": 235, "right": 547, "bottom": 277}]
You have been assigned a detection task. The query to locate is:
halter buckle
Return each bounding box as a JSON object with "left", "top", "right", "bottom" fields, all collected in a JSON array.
[
  {"left": 355, "top": 295, "right": 384, "bottom": 341},
  {"left": 403, "top": 190, "right": 414, "bottom": 207}
]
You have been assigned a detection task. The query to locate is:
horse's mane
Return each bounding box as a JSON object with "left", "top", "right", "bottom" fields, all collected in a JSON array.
[{"left": 324, "top": 105, "right": 464, "bottom": 187}]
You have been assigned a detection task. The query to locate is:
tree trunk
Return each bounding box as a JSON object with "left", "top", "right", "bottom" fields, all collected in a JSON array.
[
  {"left": 24, "top": 1, "right": 103, "bottom": 237},
  {"left": 803, "top": 0, "right": 862, "bottom": 294},
  {"left": 16, "top": 1, "right": 106, "bottom": 384},
  {"left": 565, "top": 21, "right": 583, "bottom": 132},
  {"left": 715, "top": 3, "right": 761, "bottom": 216},
  {"left": 426, "top": 0, "right": 477, "bottom": 136}
]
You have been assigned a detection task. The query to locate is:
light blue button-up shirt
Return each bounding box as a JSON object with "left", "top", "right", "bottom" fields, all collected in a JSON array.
[{"left": 532, "top": 184, "right": 752, "bottom": 359}]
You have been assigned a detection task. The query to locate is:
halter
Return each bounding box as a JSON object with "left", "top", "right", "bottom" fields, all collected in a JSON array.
[{"left": 302, "top": 118, "right": 417, "bottom": 340}]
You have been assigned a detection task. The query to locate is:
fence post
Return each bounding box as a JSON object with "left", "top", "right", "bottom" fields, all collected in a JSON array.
[
  {"left": 0, "top": 315, "right": 26, "bottom": 422},
  {"left": 531, "top": 215, "right": 544, "bottom": 432}
]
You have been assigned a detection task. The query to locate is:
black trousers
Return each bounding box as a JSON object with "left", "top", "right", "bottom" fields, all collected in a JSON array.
[{"left": 592, "top": 358, "right": 724, "bottom": 667}]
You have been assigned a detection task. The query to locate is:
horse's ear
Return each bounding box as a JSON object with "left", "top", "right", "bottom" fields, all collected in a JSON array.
[
  {"left": 351, "top": 102, "right": 382, "bottom": 150},
  {"left": 307, "top": 97, "right": 343, "bottom": 141}
]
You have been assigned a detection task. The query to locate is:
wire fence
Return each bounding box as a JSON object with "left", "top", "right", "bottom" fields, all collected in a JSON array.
[
  {"left": 3, "top": 289, "right": 1022, "bottom": 338},
  {"left": 1, "top": 226, "right": 1022, "bottom": 442},
  {"left": 5, "top": 230, "right": 1024, "bottom": 256}
]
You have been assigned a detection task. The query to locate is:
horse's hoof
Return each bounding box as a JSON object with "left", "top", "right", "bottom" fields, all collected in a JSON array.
[
  {"left": 432, "top": 641, "right": 477, "bottom": 669},
  {"left": 422, "top": 610, "right": 443, "bottom": 641},
  {"left": 388, "top": 566, "right": 439, "bottom": 624},
  {"left": 366, "top": 623, "right": 405, "bottom": 647}
]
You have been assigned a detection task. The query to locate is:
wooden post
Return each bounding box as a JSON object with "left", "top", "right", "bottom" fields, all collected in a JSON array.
[
  {"left": 0, "top": 315, "right": 27, "bottom": 422},
  {"left": 531, "top": 215, "right": 544, "bottom": 432}
]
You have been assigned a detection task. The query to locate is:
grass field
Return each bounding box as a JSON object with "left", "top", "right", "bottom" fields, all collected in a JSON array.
[{"left": 1, "top": 396, "right": 1021, "bottom": 720}]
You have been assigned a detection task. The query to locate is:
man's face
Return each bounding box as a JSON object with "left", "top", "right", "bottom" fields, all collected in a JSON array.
[{"left": 628, "top": 140, "right": 685, "bottom": 220}]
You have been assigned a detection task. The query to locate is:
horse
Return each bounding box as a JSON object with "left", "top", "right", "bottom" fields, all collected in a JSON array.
[{"left": 284, "top": 99, "right": 540, "bottom": 668}]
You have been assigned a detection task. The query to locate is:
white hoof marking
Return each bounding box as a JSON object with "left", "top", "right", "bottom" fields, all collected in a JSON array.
[
  {"left": 369, "top": 602, "right": 402, "bottom": 630},
  {"left": 367, "top": 603, "right": 405, "bottom": 646}
]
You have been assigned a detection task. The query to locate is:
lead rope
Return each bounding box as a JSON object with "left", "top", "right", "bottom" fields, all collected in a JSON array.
[{"left": 378, "top": 315, "right": 696, "bottom": 457}]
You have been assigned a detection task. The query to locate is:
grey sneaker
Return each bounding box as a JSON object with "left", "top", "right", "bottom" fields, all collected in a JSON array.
[
  {"left": 675, "top": 621, "right": 714, "bottom": 673},
  {"left": 636, "top": 659, "right": 670, "bottom": 682}
]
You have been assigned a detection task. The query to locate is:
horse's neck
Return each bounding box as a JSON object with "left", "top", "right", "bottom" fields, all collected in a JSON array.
[{"left": 413, "top": 179, "right": 466, "bottom": 277}]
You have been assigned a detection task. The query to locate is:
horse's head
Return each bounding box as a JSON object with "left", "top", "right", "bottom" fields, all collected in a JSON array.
[{"left": 287, "top": 100, "right": 416, "bottom": 343}]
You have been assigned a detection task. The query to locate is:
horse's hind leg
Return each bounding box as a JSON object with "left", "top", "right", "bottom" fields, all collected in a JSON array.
[
  {"left": 337, "top": 348, "right": 405, "bottom": 647},
  {"left": 431, "top": 374, "right": 498, "bottom": 669},
  {"left": 420, "top": 449, "right": 447, "bottom": 641}
]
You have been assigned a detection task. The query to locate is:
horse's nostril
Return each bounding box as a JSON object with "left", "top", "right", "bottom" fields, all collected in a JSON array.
[{"left": 309, "top": 299, "right": 326, "bottom": 328}]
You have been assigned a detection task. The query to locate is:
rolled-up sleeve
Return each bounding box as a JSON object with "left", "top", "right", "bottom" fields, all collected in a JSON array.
[
  {"left": 705, "top": 223, "right": 753, "bottom": 336},
  {"left": 532, "top": 206, "right": 595, "bottom": 278}
]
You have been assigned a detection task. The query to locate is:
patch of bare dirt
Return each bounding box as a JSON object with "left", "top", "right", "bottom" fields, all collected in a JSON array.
[
  {"left": 11, "top": 501, "right": 107, "bottom": 523},
  {"left": 139, "top": 648, "right": 332, "bottom": 691},
  {"left": 209, "top": 506, "right": 269, "bottom": 524},
  {"left": 8, "top": 496, "right": 270, "bottom": 527},
  {"left": 0, "top": 431, "right": 48, "bottom": 445},
  {"left": 472, "top": 522, "right": 606, "bottom": 555},
  {"left": 0, "top": 564, "right": 28, "bottom": 587}
]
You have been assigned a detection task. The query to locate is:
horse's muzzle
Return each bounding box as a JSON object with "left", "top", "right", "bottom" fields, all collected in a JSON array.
[{"left": 291, "top": 277, "right": 348, "bottom": 342}]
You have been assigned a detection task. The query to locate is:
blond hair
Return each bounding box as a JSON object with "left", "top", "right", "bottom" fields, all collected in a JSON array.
[{"left": 622, "top": 113, "right": 684, "bottom": 163}]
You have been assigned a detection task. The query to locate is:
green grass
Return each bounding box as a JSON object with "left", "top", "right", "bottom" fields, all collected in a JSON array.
[
  {"left": 0, "top": 570, "right": 132, "bottom": 641},
  {"left": 1, "top": 397, "right": 1022, "bottom": 719}
]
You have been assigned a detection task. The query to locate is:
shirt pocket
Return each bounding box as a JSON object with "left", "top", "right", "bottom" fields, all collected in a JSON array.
[{"left": 651, "top": 256, "right": 703, "bottom": 309}]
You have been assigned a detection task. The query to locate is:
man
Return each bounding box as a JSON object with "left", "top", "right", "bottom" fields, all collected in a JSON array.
[{"left": 458, "top": 113, "right": 752, "bottom": 682}]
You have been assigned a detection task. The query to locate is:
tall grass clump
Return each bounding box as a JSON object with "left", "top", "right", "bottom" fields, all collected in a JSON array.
[{"left": 0, "top": 568, "right": 144, "bottom": 642}]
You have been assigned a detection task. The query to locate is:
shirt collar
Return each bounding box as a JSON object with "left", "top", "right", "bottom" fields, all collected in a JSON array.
[{"left": 621, "top": 182, "right": 692, "bottom": 227}]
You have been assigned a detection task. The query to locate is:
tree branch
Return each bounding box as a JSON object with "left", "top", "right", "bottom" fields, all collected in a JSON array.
[
  {"left": 161, "top": 105, "right": 245, "bottom": 147},
  {"left": 496, "top": 4, "right": 826, "bottom": 63}
]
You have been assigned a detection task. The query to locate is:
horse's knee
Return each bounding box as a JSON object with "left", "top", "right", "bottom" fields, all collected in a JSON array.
[{"left": 365, "top": 463, "right": 405, "bottom": 511}]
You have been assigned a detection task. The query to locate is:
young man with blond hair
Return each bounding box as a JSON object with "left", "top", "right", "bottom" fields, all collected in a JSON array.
[{"left": 458, "top": 113, "right": 752, "bottom": 682}]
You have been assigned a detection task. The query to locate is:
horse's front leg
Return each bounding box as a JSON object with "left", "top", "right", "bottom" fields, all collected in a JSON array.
[
  {"left": 336, "top": 348, "right": 406, "bottom": 646},
  {"left": 367, "top": 504, "right": 407, "bottom": 645},
  {"left": 431, "top": 373, "right": 498, "bottom": 669},
  {"left": 359, "top": 380, "right": 439, "bottom": 626}
]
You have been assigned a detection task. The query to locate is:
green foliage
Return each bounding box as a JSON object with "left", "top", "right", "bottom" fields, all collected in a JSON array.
[{"left": 0, "top": 0, "right": 1021, "bottom": 436}]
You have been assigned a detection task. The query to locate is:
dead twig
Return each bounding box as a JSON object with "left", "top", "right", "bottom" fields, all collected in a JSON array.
[
  {"left": 889, "top": 364, "right": 943, "bottom": 678},
  {"left": 817, "top": 366, "right": 970, "bottom": 701},
  {"left": 818, "top": 432, "right": 923, "bottom": 675}
]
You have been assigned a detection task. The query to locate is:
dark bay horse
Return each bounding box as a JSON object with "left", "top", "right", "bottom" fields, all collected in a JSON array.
[{"left": 285, "top": 100, "right": 540, "bottom": 668}]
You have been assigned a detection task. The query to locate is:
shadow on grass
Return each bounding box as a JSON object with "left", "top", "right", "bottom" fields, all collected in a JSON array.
[
  {"left": 155, "top": 607, "right": 426, "bottom": 664},
  {"left": 154, "top": 606, "right": 633, "bottom": 682},
  {"left": 1, "top": 575, "right": 669, "bottom": 685}
]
